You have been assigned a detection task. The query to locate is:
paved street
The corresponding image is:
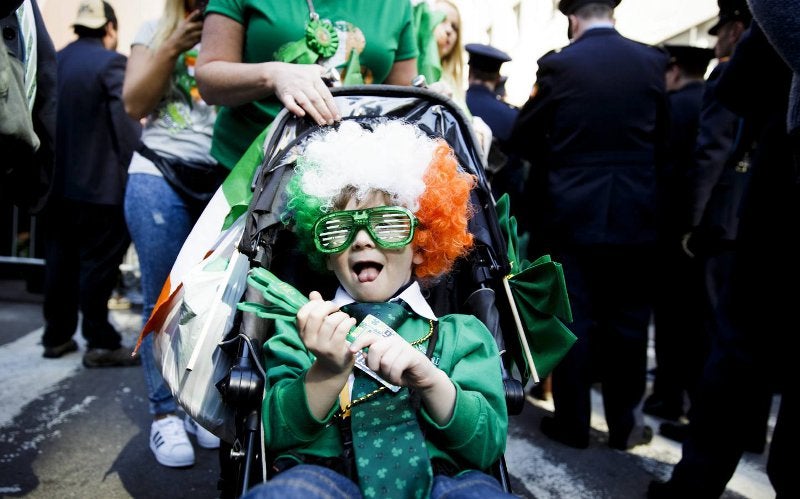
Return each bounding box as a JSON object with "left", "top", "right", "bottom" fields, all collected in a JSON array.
[{"left": 0, "top": 277, "right": 775, "bottom": 498}]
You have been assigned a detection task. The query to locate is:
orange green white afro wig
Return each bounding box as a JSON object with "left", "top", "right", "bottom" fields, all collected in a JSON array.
[{"left": 282, "top": 120, "right": 476, "bottom": 282}]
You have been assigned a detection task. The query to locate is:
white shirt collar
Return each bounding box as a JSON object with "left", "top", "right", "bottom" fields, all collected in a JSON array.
[
  {"left": 331, "top": 281, "right": 437, "bottom": 321},
  {"left": 584, "top": 21, "right": 615, "bottom": 31}
]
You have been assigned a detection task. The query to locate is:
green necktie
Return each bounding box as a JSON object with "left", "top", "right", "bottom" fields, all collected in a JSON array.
[{"left": 342, "top": 301, "right": 434, "bottom": 499}]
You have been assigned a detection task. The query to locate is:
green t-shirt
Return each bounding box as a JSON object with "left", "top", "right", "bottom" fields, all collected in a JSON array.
[
  {"left": 205, "top": 0, "right": 419, "bottom": 169},
  {"left": 262, "top": 312, "right": 508, "bottom": 473}
]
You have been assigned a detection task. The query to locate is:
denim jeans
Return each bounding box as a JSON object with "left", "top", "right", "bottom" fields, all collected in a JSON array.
[
  {"left": 240, "top": 464, "right": 516, "bottom": 499},
  {"left": 124, "top": 173, "right": 198, "bottom": 415}
]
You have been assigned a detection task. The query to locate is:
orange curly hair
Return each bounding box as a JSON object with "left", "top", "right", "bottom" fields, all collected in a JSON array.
[{"left": 413, "top": 141, "right": 476, "bottom": 281}]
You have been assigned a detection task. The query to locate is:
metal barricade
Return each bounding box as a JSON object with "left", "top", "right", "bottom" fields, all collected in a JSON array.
[{"left": 1, "top": 203, "right": 45, "bottom": 291}]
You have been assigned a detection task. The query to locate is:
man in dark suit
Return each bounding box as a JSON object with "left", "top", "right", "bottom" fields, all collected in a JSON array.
[
  {"left": 509, "top": 0, "right": 669, "bottom": 450},
  {"left": 649, "top": 20, "right": 795, "bottom": 498},
  {"left": 645, "top": 44, "right": 714, "bottom": 425},
  {"left": 41, "top": 0, "right": 140, "bottom": 366},
  {"left": 657, "top": 0, "right": 758, "bottom": 444},
  {"left": 463, "top": 43, "right": 525, "bottom": 208}
]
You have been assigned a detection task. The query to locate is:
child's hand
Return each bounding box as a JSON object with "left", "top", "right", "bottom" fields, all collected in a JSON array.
[
  {"left": 296, "top": 291, "right": 357, "bottom": 375},
  {"left": 350, "top": 331, "right": 457, "bottom": 424},
  {"left": 349, "top": 332, "right": 439, "bottom": 390}
]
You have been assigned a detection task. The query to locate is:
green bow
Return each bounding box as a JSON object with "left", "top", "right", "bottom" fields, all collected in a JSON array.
[{"left": 496, "top": 193, "right": 576, "bottom": 383}]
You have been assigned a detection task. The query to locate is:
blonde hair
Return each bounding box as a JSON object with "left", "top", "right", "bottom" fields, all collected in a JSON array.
[
  {"left": 151, "top": 0, "right": 187, "bottom": 50},
  {"left": 435, "top": 0, "right": 464, "bottom": 90}
]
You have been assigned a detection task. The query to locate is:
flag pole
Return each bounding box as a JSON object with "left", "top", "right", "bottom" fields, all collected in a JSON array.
[{"left": 503, "top": 277, "right": 540, "bottom": 384}]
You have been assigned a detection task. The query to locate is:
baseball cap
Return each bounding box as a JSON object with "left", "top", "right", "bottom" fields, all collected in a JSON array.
[{"left": 73, "top": 0, "right": 107, "bottom": 30}]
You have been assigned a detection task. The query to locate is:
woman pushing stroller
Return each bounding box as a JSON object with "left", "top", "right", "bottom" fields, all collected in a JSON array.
[{"left": 244, "top": 120, "right": 513, "bottom": 498}]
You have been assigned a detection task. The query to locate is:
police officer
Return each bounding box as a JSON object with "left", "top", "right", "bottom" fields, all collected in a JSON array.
[
  {"left": 659, "top": 0, "right": 756, "bottom": 443},
  {"left": 646, "top": 45, "right": 715, "bottom": 426},
  {"left": 465, "top": 43, "right": 517, "bottom": 144},
  {"left": 649, "top": 19, "right": 796, "bottom": 498},
  {"left": 463, "top": 44, "right": 525, "bottom": 208},
  {"left": 509, "top": 0, "right": 669, "bottom": 451}
]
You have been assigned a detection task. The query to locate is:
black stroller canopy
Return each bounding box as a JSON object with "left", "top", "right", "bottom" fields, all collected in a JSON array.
[{"left": 241, "top": 85, "right": 510, "bottom": 282}]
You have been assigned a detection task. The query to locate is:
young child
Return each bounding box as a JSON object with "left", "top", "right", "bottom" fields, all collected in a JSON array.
[{"left": 244, "top": 121, "right": 511, "bottom": 499}]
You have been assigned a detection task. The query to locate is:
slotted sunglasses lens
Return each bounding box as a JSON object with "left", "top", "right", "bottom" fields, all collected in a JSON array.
[
  {"left": 369, "top": 210, "right": 413, "bottom": 243},
  {"left": 318, "top": 214, "right": 354, "bottom": 250}
]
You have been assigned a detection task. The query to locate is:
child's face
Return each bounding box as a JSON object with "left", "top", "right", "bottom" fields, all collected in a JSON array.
[
  {"left": 434, "top": 1, "right": 460, "bottom": 59},
  {"left": 326, "top": 192, "right": 423, "bottom": 302}
]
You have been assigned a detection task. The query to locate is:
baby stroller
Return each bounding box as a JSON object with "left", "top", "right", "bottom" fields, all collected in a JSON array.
[
  {"left": 210, "top": 85, "right": 530, "bottom": 497},
  {"left": 211, "top": 85, "right": 532, "bottom": 496}
]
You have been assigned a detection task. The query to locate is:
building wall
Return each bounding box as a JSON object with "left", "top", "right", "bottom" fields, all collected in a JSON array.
[
  {"left": 38, "top": 0, "right": 722, "bottom": 107},
  {"left": 38, "top": 0, "right": 164, "bottom": 54},
  {"left": 454, "top": 0, "right": 720, "bottom": 106}
]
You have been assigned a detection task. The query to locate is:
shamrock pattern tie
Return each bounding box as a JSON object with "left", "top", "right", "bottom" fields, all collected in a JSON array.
[{"left": 341, "top": 301, "right": 434, "bottom": 499}]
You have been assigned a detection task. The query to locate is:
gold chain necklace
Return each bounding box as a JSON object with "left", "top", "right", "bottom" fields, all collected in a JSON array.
[{"left": 334, "top": 320, "right": 434, "bottom": 420}]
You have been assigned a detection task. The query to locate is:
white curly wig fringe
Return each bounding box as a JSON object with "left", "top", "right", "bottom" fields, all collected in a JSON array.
[{"left": 296, "top": 120, "right": 437, "bottom": 213}]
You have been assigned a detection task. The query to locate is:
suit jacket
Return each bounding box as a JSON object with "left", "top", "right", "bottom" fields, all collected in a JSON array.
[
  {"left": 713, "top": 23, "right": 793, "bottom": 246},
  {"left": 659, "top": 80, "right": 705, "bottom": 238},
  {"left": 510, "top": 27, "right": 669, "bottom": 247},
  {"left": 54, "top": 37, "right": 139, "bottom": 206},
  {"left": 685, "top": 62, "right": 741, "bottom": 233},
  {"left": 466, "top": 84, "right": 519, "bottom": 144}
]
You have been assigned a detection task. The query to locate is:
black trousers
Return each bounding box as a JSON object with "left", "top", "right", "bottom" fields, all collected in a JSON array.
[
  {"left": 550, "top": 244, "right": 655, "bottom": 444},
  {"left": 41, "top": 198, "right": 130, "bottom": 350},
  {"left": 651, "top": 239, "right": 708, "bottom": 416}
]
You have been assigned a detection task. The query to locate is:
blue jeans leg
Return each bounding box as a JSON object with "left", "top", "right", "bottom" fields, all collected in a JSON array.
[
  {"left": 240, "top": 467, "right": 514, "bottom": 499},
  {"left": 240, "top": 465, "right": 362, "bottom": 499},
  {"left": 124, "top": 173, "right": 197, "bottom": 416},
  {"left": 430, "top": 470, "right": 517, "bottom": 499}
]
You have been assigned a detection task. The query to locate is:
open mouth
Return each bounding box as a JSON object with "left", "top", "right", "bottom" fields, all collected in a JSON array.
[{"left": 353, "top": 261, "right": 383, "bottom": 283}]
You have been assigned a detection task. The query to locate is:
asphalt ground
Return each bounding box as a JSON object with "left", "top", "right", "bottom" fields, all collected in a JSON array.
[{"left": 0, "top": 278, "right": 775, "bottom": 498}]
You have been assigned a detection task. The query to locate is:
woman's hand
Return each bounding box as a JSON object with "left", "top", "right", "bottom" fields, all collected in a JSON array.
[
  {"left": 164, "top": 10, "right": 204, "bottom": 56},
  {"left": 268, "top": 63, "right": 340, "bottom": 126},
  {"left": 122, "top": 10, "right": 204, "bottom": 119},
  {"left": 196, "top": 14, "right": 340, "bottom": 125}
]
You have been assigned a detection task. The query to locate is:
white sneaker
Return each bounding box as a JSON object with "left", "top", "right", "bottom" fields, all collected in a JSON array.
[
  {"left": 184, "top": 415, "right": 221, "bottom": 450},
  {"left": 150, "top": 415, "right": 195, "bottom": 467}
]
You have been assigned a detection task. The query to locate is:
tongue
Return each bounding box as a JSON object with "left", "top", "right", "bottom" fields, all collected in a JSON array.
[{"left": 357, "top": 267, "right": 380, "bottom": 283}]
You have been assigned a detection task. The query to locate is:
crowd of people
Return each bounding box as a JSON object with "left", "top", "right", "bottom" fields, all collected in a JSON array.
[{"left": 2, "top": 0, "right": 797, "bottom": 497}]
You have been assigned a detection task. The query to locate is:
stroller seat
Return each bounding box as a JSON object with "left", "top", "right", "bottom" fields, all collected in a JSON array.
[{"left": 213, "top": 86, "right": 527, "bottom": 497}]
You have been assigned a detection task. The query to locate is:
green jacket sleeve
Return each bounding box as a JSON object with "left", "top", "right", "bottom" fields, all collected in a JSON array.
[
  {"left": 419, "top": 314, "right": 508, "bottom": 470},
  {"left": 261, "top": 320, "right": 339, "bottom": 454}
]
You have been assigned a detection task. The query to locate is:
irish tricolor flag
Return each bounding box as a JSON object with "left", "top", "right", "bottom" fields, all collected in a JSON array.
[{"left": 135, "top": 127, "right": 270, "bottom": 353}]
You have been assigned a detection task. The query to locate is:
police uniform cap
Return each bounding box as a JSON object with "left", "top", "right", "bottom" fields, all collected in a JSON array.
[
  {"left": 664, "top": 44, "right": 715, "bottom": 76},
  {"left": 708, "top": 0, "right": 752, "bottom": 36},
  {"left": 465, "top": 44, "right": 511, "bottom": 74},
  {"left": 558, "top": 0, "right": 621, "bottom": 15}
]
